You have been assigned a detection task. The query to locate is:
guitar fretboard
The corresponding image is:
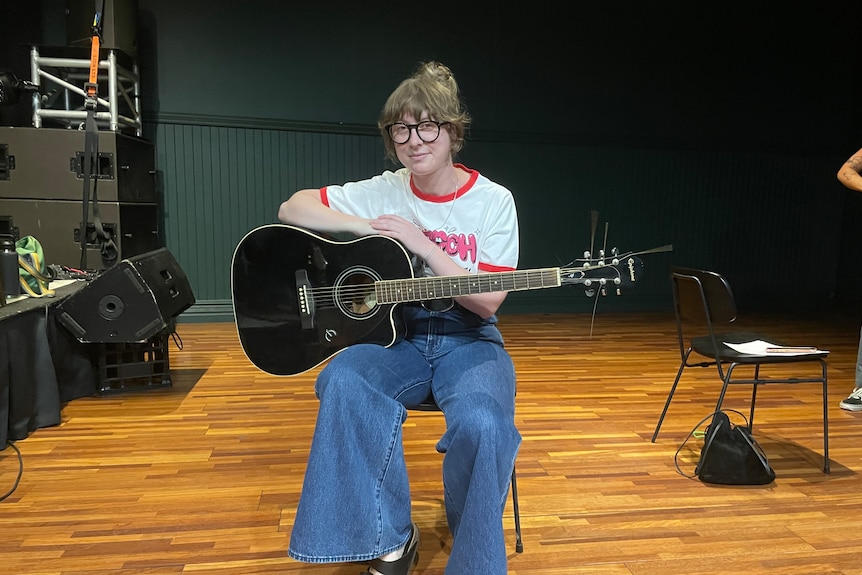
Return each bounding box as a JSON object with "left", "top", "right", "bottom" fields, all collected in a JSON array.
[{"left": 375, "top": 268, "right": 563, "bottom": 304}]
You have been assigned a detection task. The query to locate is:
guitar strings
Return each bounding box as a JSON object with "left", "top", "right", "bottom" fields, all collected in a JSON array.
[{"left": 300, "top": 258, "right": 629, "bottom": 309}]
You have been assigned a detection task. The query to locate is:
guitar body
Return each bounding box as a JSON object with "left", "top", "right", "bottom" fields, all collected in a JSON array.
[{"left": 232, "top": 225, "right": 414, "bottom": 375}]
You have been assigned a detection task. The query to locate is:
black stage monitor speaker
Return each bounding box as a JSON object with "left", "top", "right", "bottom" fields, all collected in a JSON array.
[{"left": 56, "top": 248, "right": 195, "bottom": 343}]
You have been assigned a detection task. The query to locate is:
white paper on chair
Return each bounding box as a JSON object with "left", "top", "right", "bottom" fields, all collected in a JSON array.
[{"left": 723, "top": 340, "right": 829, "bottom": 356}]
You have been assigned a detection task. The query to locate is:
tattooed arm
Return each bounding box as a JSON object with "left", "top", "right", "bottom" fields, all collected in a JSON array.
[{"left": 838, "top": 148, "right": 862, "bottom": 192}]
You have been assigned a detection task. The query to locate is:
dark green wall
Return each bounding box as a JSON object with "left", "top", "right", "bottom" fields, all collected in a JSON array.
[
  {"left": 138, "top": 1, "right": 861, "bottom": 319},
  {"left": 134, "top": 1, "right": 859, "bottom": 152}
]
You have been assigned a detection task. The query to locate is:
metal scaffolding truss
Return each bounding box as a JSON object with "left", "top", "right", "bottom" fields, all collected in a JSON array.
[{"left": 30, "top": 45, "right": 141, "bottom": 135}]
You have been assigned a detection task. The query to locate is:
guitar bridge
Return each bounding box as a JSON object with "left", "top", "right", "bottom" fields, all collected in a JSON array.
[{"left": 295, "top": 269, "right": 315, "bottom": 330}]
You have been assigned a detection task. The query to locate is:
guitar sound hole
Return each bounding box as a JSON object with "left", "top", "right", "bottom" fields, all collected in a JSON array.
[{"left": 334, "top": 267, "right": 380, "bottom": 320}]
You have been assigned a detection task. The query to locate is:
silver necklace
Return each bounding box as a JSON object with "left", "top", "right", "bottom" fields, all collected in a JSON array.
[{"left": 410, "top": 172, "right": 460, "bottom": 233}]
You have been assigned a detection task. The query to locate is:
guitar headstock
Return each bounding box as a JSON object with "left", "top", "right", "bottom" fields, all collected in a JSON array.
[{"left": 560, "top": 251, "right": 644, "bottom": 296}]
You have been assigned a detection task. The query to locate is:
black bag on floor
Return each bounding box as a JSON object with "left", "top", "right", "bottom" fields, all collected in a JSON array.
[{"left": 676, "top": 409, "right": 776, "bottom": 485}]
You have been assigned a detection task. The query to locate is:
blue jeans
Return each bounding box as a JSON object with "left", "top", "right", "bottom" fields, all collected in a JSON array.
[{"left": 288, "top": 304, "right": 520, "bottom": 574}]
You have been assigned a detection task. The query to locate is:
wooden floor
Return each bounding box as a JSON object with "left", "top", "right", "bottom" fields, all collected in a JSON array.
[{"left": 3, "top": 310, "right": 862, "bottom": 575}]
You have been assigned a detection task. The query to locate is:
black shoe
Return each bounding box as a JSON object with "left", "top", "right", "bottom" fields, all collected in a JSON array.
[
  {"left": 362, "top": 522, "right": 420, "bottom": 575},
  {"left": 840, "top": 388, "right": 862, "bottom": 411}
]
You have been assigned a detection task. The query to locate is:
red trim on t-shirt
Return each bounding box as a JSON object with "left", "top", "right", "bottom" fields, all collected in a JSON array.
[
  {"left": 479, "top": 262, "right": 515, "bottom": 273},
  {"left": 320, "top": 187, "right": 330, "bottom": 207},
  {"left": 410, "top": 164, "right": 479, "bottom": 203}
]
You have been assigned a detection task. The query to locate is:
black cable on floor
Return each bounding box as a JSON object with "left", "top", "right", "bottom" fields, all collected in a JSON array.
[{"left": 0, "top": 441, "right": 23, "bottom": 502}]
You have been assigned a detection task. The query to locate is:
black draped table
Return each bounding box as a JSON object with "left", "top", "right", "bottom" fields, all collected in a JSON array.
[{"left": 1, "top": 281, "right": 99, "bottom": 449}]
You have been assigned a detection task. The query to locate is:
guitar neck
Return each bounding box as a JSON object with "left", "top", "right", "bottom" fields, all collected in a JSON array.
[{"left": 375, "top": 268, "right": 563, "bottom": 304}]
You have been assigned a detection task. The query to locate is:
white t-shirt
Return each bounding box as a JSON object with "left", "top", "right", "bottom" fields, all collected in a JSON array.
[{"left": 320, "top": 164, "right": 519, "bottom": 276}]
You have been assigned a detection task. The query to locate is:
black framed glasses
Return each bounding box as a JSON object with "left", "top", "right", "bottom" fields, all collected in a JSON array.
[{"left": 386, "top": 120, "right": 449, "bottom": 144}]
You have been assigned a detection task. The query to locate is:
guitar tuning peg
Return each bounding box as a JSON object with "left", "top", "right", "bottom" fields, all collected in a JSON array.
[
  {"left": 601, "top": 287, "right": 607, "bottom": 296},
  {"left": 616, "top": 288, "right": 621, "bottom": 296},
  {"left": 611, "top": 247, "right": 619, "bottom": 256},
  {"left": 585, "top": 288, "right": 595, "bottom": 297}
]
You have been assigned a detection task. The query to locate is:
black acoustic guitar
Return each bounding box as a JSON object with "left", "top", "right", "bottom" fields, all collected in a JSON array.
[{"left": 232, "top": 224, "right": 645, "bottom": 376}]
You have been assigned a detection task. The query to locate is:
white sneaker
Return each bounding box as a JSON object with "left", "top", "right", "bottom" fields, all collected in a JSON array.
[{"left": 839, "top": 388, "right": 862, "bottom": 411}]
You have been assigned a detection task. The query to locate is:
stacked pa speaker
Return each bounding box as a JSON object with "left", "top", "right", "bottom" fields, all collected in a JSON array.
[
  {"left": 55, "top": 248, "right": 195, "bottom": 343},
  {"left": 65, "top": 0, "right": 139, "bottom": 58},
  {"left": 0, "top": 126, "right": 160, "bottom": 269}
]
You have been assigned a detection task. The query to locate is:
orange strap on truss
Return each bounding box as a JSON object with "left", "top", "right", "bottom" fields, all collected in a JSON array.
[{"left": 86, "top": 14, "right": 101, "bottom": 100}]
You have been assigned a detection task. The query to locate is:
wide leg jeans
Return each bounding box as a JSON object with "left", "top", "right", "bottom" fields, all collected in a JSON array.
[{"left": 288, "top": 306, "right": 520, "bottom": 574}]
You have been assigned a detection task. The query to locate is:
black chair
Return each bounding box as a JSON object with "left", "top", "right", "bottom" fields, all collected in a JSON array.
[
  {"left": 651, "top": 267, "right": 830, "bottom": 473},
  {"left": 409, "top": 398, "right": 524, "bottom": 553}
]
